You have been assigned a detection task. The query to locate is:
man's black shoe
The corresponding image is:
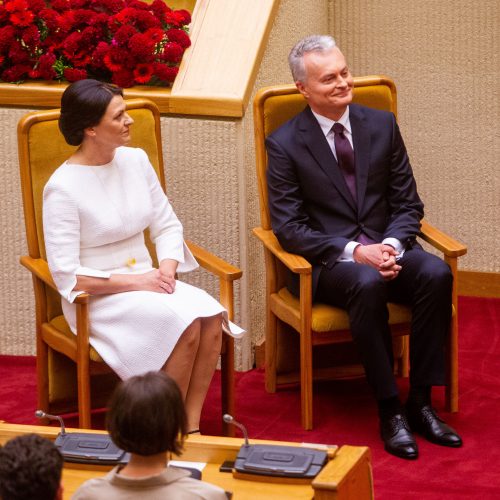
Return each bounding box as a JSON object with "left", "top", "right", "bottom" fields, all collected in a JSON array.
[
  {"left": 380, "top": 413, "right": 418, "bottom": 459},
  {"left": 407, "top": 404, "right": 462, "bottom": 447}
]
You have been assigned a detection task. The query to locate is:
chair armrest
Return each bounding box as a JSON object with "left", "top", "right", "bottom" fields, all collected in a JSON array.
[
  {"left": 186, "top": 240, "right": 242, "bottom": 281},
  {"left": 253, "top": 227, "right": 312, "bottom": 274},
  {"left": 19, "top": 255, "right": 89, "bottom": 304},
  {"left": 419, "top": 219, "right": 467, "bottom": 258}
]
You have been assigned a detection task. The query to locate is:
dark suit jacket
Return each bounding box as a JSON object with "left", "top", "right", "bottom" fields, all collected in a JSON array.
[{"left": 266, "top": 104, "right": 424, "bottom": 296}]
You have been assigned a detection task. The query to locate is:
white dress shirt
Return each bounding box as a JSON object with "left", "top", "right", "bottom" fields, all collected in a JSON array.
[{"left": 311, "top": 108, "right": 405, "bottom": 261}]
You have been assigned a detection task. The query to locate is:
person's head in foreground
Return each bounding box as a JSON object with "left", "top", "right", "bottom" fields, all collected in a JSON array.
[
  {"left": 288, "top": 34, "right": 354, "bottom": 121},
  {"left": 107, "top": 370, "right": 187, "bottom": 457},
  {"left": 59, "top": 78, "right": 133, "bottom": 149},
  {"left": 0, "top": 433, "right": 63, "bottom": 500}
]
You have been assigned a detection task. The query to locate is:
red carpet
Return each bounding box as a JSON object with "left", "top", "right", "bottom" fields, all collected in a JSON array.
[{"left": 1, "top": 296, "right": 499, "bottom": 499}]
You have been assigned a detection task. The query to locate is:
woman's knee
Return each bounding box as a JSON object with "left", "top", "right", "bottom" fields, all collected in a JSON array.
[
  {"left": 201, "top": 313, "right": 223, "bottom": 342},
  {"left": 181, "top": 318, "right": 202, "bottom": 346}
]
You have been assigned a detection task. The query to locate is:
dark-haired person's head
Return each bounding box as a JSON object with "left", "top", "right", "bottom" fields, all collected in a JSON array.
[
  {"left": 106, "top": 371, "right": 187, "bottom": 456},
  {"left": 59, "top": 79, "right": 123, "bottom": 146},
  {"left": 0, "top": 433, "right": 63, "bottom": 500}
]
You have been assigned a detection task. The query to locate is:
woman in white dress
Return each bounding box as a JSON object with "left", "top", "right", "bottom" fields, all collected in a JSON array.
[{"left": 43, "top": 79, "right": 243, "bottom": 433}]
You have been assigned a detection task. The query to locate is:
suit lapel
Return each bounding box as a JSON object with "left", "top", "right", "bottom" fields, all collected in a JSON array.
[
  {"left": 298, "top": 107, "right": 356, "bottom": 210},
  {"left": 349, "top": 105, "right": 370, "bottom": 212}
]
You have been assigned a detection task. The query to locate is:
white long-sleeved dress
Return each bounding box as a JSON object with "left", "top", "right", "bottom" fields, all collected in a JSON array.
[{"left": 43, "top": 146, "right": 243, "bottom": 379}]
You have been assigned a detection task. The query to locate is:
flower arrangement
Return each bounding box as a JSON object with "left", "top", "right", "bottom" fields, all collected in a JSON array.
[{"left": 0, "top": 0, "right": 191, "bottom": 87}]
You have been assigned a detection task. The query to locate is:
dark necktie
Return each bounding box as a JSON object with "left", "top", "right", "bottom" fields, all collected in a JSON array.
[
  {"left": 332, "top": 123, "right": 372, "bottom": 244},
  {"left": 332, "top": 122, "right": 356, "bottom": 201}
]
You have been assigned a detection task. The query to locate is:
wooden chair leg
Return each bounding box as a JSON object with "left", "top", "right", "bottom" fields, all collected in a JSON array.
[
  {"left": 36, "top": 338, "right": 50, "bottom": 425},
  {"left": 77, "top": 359, "right": 91, "bottom": 429},
  {"left": 445, "top": 256, "right": 459, "bottom": 413},
  {"left": 265, "top": 308, "right": 278, "bottom": 393},
  {"left": 445, "top": 314, "right": 459, "bottom": 412},
  {"left": 221, "top": 335, "right": 235, "bottom": 437},
  {"left": 300, "top": 331, "right": 313, "bottom": 430},
  {"left": 400, "top": 336, "right": 409, "bottom": 378}
]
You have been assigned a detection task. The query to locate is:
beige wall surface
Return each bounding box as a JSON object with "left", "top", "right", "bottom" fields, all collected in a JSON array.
[
  {"left": 1, "top": 0, "right": 498, "bottom": 363},
  {"left": 330, "top": 0, "right": 499, "bottom": 272}
]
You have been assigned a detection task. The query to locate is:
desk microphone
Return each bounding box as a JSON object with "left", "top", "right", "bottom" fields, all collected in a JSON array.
[
  {"left": 35, "top": 410, "right": 66, "bottom": 436},
  {"left": 223, "top": 414, "right": 249, "bottom": 448}
]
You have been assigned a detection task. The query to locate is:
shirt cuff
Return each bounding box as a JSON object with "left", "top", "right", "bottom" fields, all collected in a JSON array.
[
  {"left": 382, "top": 237, "right": 405, "bottom": 260},
  {"left": 337, "top": 241, "right": 361, "bottom": 262}
]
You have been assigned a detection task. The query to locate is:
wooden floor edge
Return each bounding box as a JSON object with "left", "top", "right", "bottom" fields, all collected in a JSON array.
[{"left": 458, "top": 270, "right": 500, "bottom": 298}]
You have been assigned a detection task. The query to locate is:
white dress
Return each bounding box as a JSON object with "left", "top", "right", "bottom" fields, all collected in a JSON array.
[{"left": 43, "top": 146, "right": 243, "bottom": 379}]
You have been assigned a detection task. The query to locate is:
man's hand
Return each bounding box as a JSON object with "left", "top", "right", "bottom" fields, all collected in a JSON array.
[{"left": 353, "top": 244, "right": 401, "bottom": 281}]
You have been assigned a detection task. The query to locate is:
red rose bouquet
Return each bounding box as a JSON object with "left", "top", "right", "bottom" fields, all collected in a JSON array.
[{"left": 0, "top": 0, "right": 191, "bottom": 87}]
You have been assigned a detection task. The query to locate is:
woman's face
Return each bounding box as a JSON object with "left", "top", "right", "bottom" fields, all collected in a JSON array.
[{"left": 89, "top": 95, "right": 134, "bottom": 148}]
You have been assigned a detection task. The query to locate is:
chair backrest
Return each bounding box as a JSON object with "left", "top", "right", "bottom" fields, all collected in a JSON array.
[
  {"left": 18, "top": 98, "right": 164, "bottom": 320},
  {"left": 253, "top": 76, "right": 397, "bottom": 230}
]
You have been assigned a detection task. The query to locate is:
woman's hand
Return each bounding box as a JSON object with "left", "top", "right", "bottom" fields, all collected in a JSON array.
[
  {"left": 158, "top": 258, "right": 179, "bottom": 293},
  {"left": 74, "top": 259, "right": 180, "bottom": 295}
]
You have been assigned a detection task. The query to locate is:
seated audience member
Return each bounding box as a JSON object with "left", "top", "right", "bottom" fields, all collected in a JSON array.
[
  {"left": 265, "top": 34, "right": 462, "bottom": 459},
  {"left": 0, "top": 433, "right": 63, "bottom": 500},
  {"left": 72, "top": 371, "right": 227, "bottom": 499},
  {"left": 44, "top": 79, "right": 243, "bottom": 434}
]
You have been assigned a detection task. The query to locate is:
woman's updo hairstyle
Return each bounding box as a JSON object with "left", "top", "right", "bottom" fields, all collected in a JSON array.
[{"left": 59, "top": 79, "right": 123, "bottom": 146}]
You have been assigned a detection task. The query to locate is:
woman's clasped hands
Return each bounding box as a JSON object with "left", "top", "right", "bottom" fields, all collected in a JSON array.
[{"left": 139, "top": 259, "right": 178, "bottom": 294}]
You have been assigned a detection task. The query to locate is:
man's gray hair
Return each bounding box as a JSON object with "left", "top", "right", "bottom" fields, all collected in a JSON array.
[{"left": 288, "top": 35, "right": 337, "bottom": 83}]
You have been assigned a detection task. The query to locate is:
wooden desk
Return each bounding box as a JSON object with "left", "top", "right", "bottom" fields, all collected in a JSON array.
[{"left": 0, "top": 422, "right": 373, "bottom": 499}]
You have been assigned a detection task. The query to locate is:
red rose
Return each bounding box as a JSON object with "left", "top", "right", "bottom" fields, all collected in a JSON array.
[
  {"left": 0, "top": 26, "right": 16, "bottom": 53},
  {"left": 64, "top": 67, "right": 87, "bottom": 81},
  {"left": 166, "top": 28, "right": 190, "bottom": 49},
  {"left": 70, "top": 0, "right": 92, "bottom": 8},
  {"left": 10, "top": 10, "right": 35, "bottom": 27},
  {"left": 174, "top": 9, "right": 191, "bottom": 25},
  {"left": 112, "top": 67, "right": 134, "bottom": 87},
  {"left": 126, "top": 0, "right": 149, "bottom": 11},
  {"left": 134, "top": 9, "right": 160, "bottom": 31},
  {"left": 113, "top": 25, "right": 136, "bottom": 46},
  {"left": 161, "top": 42, "right": 183, "bottom": 63},
  {"left": 5, "top": 0, "right": 29, "bottom": 13},
  {"left": 26, "top": 0, "right": 46, "bottom": 14},
  {"left": 144, "top": 27, "right": 164, "bottom": 44},
  {"left": 8, "top": 40, "right": 30, "bottom": 64},
  {"left": 21, "top": 25, "right": 41, "bottom": 47},
  {"left": 150, "top": 0, "right": 167, "bottom": 18},
  {"left": 2, "top": 63, "right": 32, "bottom": 81},
  {"left": 37, "top": 52, "right": 56, "bottom": 79},
  {"left": 90, "top": 41, "right": 109, "bottom": 69},
  {"left": 153, "top": 62, "right": 177, "bottom": 83},
  {"left": 128, "top": 32, "right": 155, "bottom": 61},
  {"left": 38, "top": 9, "right": 60, "bottom": 31},
  {"left": 91, "top": 0, "right": 126, "bottom": 15},
  {"left": 50, "top": 0, "right": 70, "bottom": 12}
]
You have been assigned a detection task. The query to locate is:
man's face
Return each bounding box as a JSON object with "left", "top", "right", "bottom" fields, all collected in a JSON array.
[{"left": 296, "top": 46, "right": 354, "bottom": 120}]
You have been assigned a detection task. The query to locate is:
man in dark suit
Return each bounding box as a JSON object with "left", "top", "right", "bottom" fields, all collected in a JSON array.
[{"left": 266, "top": 35, "right": 462, "bottom": 459}]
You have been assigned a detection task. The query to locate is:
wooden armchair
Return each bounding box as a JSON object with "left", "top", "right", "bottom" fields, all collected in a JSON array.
[
  {"left": 18, "top": 98, "right": 241, "bottom": 434},
  {"left": 253, "top": 77, "right": 467, "bottom": 430}
]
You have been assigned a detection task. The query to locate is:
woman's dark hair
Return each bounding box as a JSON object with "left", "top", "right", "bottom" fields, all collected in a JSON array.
[
  {"left": 106, "top": 371, "right": 187, "bottom": 456},
  {"left": 59, "top": 79, "right": 123, "bottom": 146}
]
